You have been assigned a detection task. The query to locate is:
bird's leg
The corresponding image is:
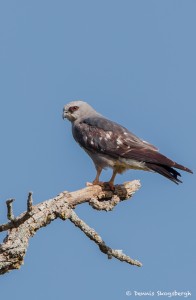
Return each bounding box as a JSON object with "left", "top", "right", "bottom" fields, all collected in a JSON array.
[
  {"left": 106, "top": 169, "right": 118, "bottom": 191},
  {"left": 92, "top": 167, "right": 103, "bottom": 186}
]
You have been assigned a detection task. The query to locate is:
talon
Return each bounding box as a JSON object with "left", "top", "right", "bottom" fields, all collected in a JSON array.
[
  {"left": 108, "top": 182, "right": 115, "bottom": 191},
  {"left": 102, "top": 182, "right": 115, "bottom": 191},
  {"left": 92, "top": 180, "right": 104, "bottom": 187},
  {"left": 92, "top": 180, "right": 115, "bottom": 190}
]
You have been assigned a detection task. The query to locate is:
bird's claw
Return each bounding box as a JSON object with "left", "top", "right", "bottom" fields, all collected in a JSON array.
[
  {"left": 91, "top": 180, "right": 115, "bottom": 191},
  {"left": 92, "top": 180, "right": 104, "bottom": 187},
  {"left": 104, "top": 182, "right": 115, "bottom": 191}
]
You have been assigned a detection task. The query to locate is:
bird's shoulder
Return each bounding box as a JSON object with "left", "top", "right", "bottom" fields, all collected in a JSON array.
[
  {"left": 72, "top": 115, "right": 157, "bottom": 153},
  {"left": 73, "top": 115, "right": 133, "bottom": 142},
  {"left": 82, "top": 115, "right": 125, "bottom": 132},
  {"left": 80, "top": 116, "right": 157, "bottom": 148}
]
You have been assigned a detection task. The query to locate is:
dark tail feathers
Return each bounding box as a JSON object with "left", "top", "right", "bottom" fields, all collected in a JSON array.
[{"left": 145, "top": 162, "right": 193, "bottom": 184}]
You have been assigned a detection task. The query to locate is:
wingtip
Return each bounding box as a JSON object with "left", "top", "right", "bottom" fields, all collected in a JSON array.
[
  {"left": 187, "top": 168, "right": 193, "bottom": 174},
  {"left": 174, "top": 163, "right": 193, "bottom": 174},
  {"left": 181, "top": 166, "right": 193, "bottom": 174}
]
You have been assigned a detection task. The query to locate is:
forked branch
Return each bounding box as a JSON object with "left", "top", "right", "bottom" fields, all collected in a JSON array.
[{"left": 0, "top": 180, "right": 141, "bottom": 275}]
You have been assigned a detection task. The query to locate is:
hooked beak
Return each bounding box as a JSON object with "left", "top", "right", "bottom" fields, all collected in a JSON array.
[
  {"left": 62, "top": 109, "right": 74, "bottom": 122},
  {"left": 62, "top": 109, "right": 68, "bottom": 120}
]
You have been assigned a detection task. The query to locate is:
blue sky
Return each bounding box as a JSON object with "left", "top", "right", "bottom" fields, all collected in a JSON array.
[{"left": 0, "top": 1, "right": 195, "bottom": 299}]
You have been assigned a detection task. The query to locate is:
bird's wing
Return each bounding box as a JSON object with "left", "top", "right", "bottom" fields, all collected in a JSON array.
[
  {"left": 73, "top": 116, "right": 192, "bottom": 178},
  {"left": 72, "top": 116, "right": 165, "bottom": 161}
]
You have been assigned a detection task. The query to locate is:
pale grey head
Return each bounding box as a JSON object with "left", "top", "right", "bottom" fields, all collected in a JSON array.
[{"left": 62, "top": 100, "right": 99, "bottom": 122}]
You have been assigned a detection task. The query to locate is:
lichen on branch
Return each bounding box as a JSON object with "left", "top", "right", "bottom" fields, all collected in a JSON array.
[{"left": 0, "top": 180, "right": 141, "bottom": 275}]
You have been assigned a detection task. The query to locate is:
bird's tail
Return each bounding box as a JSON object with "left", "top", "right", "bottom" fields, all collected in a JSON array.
[{"left": 145, "top": 162, "right": 193, "bottom": 184}]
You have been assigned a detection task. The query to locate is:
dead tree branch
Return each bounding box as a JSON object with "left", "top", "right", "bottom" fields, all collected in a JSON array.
[
  {"left": 0, "top": 180, "right": 141, "bottom": 275},
  {"left": 6, "top": 199, "right": 15, "bottom": 221},
  {"left": 69, "top": 209, "right": 142, "bottom": 267}
]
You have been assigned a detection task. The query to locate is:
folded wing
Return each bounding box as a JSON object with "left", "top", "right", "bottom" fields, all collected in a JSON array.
[{"left": 73, "top": 116, "right": 192, "bottom": 184}]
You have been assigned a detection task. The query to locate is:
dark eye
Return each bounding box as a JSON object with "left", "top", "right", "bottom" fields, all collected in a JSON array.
[{"left": 68, "top": 106, "right": 79, "bottom": 113}]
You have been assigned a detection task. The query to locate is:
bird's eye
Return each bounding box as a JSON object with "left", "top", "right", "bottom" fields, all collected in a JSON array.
[{"left": 68, "top": 106, "right": 79, "bottom": 113}]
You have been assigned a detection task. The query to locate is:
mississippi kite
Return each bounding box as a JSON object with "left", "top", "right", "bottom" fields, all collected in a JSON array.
[{"left": 62, "top": 101, "right": 192, "bottom": 189}]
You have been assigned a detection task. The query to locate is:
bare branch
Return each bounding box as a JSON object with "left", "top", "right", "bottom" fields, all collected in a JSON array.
[
  {"left": 69, "top": 209, "right": 142, "bottom": 267},
  {"left": 0, "top": 213, "right": 31, "bottom": 233},
  {"left": 89, "top": 195, "right": 120, "bottom": 211},
  {"left": 0, "top": 180, "right": 141, "bottom": 275},
  {"left": 6, "top": 199, "right": 15, "bottom": 221},
  {"left": 27, "top": 192, "right": 33, "bottom": 213}
]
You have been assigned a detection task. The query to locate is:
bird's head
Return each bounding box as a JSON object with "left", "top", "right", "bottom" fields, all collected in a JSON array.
[{"left": 62, "top": 100, "right": 97, "bottom": 122}]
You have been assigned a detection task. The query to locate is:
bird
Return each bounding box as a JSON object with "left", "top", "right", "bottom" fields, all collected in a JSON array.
[{"left": 62, "top": 100, "right": 193, "bottom": 189}]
